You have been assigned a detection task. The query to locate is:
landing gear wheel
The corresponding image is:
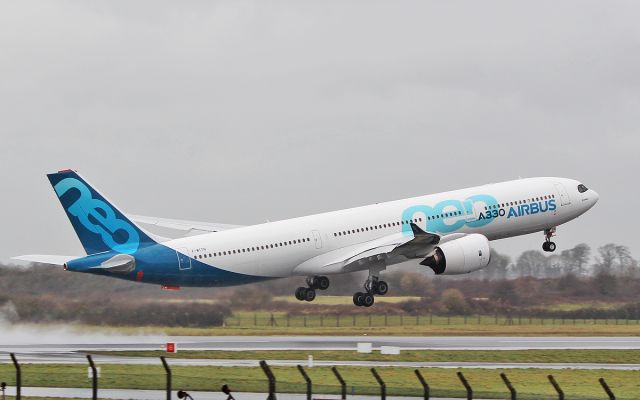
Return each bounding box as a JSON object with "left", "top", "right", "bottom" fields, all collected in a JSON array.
[
  {"left": 376, "top": 281, "right": 389, "bottom": 296},
  {"left": 304, "top": 288, "right": 316, "bottom": 302},
  {"left": 318, "top": 276, "right": 330, "bottom": 291},
  {"left": 295, "top": 287, "right": 306, "bottom": 301},
  {"left": 542, "top": 242, "right": 557, "bottom": 252},
  {"left": 362, "top": 293, "right": 375, "bottom": 307},
  {"left": 353, "top": 292, "right": 365, "bottom": 306}
]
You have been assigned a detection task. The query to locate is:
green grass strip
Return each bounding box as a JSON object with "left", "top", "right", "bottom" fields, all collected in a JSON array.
[
  {"left": 91, "top": 349, "right": 640, "bottom": 364},
  {"left": 0, "top": 364, "right": 639, "bottom": 400}
]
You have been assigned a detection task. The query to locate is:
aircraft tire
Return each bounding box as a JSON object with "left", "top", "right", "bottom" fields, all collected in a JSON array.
[
  {"left": 377, "top": 281, "right": 389, "bottom": 295},
  {"left": 318, "top": 276, "right": 330, "bottom": 290},
  {"left": 304, "top": 288, "right": 316, "bottom": 302},
  {"left": 295, "top": 287, "right": 306, "bottom": 301},
  {"left": 548, "top": 242, "right": 556, "bottom": 252},
  {"left": 353, "top": 292, "right": 365, "bottom": 306},
  {"left": 362, "top": 293, "right": 375, "bottom": 307}
]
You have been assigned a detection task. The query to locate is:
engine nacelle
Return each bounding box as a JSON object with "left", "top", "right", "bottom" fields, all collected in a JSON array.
[{"left": 420, "top": 234, "right": 491, "bottom": 275}]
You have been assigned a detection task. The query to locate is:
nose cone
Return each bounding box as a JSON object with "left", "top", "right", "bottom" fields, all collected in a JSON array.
[{"left": 585, "top": 188, "right": 599, "bottom": 210}]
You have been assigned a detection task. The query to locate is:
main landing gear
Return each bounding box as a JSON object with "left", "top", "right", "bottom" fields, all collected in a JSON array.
[
  {"left": 353, "top": 276, "right": 389, "bottom": 307},
  {"left": 542, "top": 227, "right": 557, "bottom": 252},
  {"left": 295, "top": 275, "right": 330, "bottom": 302}
]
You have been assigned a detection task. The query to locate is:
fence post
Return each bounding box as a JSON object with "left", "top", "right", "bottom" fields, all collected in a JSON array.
[
  {"left": 414, "top": 369, "right": 430, "bottom": 400},
  {"left": 500, "top": 373, "right": 516, "bottom": 400},
  {"left": 297, "top": 365, "right": 312, "bottom": 400},
  {"left": 599, "top": 378, "right": 615, "bottom": 400},
  {"left": 457, "top": 371, "right": 472, "bottom": 400},
  {"left": 370, "top": 368, "right": 386, "bottom": 400},
  {"left": 9, "top": 353, "right": 20, "bottom": 400},
  {"left": 331, "top": 366, "right": 347, "bottom": 400},
  {"left": 260, "top": 360, "right": 277, "bottom": 400},
  {"left": 86, "top": 355, "right": 98, "bottom": 400},
  {"left": 160, "top": 356, "right": 172, "bottom": 400},
  {"left": 547, "top": 375, "right": 564, "bottom": 400}
]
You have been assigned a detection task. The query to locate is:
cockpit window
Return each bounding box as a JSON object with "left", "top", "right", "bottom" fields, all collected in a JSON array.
[{"left": 578, "top": 184, "right": 588, "bottom": 193}]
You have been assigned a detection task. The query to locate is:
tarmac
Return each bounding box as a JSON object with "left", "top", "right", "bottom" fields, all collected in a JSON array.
[
  {"left": 1, "top": 335, "right": 639, "bottom": 370},
  {"left": 2, "top": 335, "right": 640, "bottom": 352}
]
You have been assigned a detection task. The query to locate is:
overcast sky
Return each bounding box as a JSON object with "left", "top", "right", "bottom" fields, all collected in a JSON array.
[{"left": 1, "top": 1, "right": 638, "bottom": 264}]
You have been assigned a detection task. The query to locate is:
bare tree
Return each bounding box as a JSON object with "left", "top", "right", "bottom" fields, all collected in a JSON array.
[
  {"left": 559, "top": 243, "right": 591, "bottom": 276},
  {"left": 595, "top": 244, "right": 618, "bottom": 274},
  {"left": 515, "top": 250, "right": 548, "bottom": 278}
]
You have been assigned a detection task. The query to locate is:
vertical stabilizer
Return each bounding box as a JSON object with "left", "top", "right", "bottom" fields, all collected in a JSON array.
[{"left": 47, "top": 170, "right": 157, "bottom": 255}]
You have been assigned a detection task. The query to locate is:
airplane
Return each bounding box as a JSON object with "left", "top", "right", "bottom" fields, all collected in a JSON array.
[{"left": 14, "top": 170, "right": 599, "bottom": 307}]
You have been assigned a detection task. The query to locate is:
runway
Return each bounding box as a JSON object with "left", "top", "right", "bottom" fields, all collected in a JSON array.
[
  {"left": 2, "top": 335, "right": 640, "bottom": 353},
  {"left": 1, "top": 335, "right": 640, "bottom": 370}
]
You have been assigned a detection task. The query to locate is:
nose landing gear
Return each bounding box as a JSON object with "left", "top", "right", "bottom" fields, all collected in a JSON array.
[
  {"left": 294, "top": 275, "right": 330, "bottom": 302},
  {"left": 542, "top": 228, "right": 557, "bottom": 252}
]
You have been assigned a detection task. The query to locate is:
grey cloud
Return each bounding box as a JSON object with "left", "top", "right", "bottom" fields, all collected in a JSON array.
[{"left": 0, "top": 1, "right": 638, "bottom": 261}]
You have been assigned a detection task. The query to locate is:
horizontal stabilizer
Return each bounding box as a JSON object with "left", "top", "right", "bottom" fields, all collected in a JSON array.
[
  {"left": 12, "top": 255, "right": 78, "bottom": 266},
  {"left": 130, "top": 214, "right": 245, "bottom": 234}
]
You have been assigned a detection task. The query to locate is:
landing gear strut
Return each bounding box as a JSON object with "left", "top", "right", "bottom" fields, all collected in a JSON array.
[
  {"left": 542, "top": 227, "right": 557, "bottom": 252},
  {"left": 353, "top": 275, "right": 389, "bottom": 307},
  {"left": 294, "top": 275, "right": 330, "bottom": 302}
]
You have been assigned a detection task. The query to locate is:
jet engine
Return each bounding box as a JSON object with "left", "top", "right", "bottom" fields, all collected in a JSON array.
[{"left": 420, "top": 234, "right": 490, "bottom": 275}]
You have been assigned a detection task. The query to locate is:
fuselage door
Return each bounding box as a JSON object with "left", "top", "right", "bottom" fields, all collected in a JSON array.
[
  {"left": 176, "top": 248, "right": 192, "bottom": 270},
  {"left": 554, "top": 183, "right": 571, "bottom": 206},
  {"left": 312, "top": 230, "right": 323, "bottom": 249}
]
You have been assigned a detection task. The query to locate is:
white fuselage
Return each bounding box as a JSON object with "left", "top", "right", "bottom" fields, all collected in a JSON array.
[{"left": 162, "top": 177, "right": 598, "bottom": 278}]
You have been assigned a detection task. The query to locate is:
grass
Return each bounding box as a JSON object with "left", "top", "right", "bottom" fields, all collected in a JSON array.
[
  {"left": 89, "top": 349, "right": 640, "bottom": 364},
  {"left": 214, "top": 311, "right": 640, "bottom": 336},
  {"left": 43, "top": 313, "right": 640, "bottom": 336},
  {"left": 0, "top": 364, "right": 638, "bottom": 399},
  {"left": 535, "top": 301, "right": 627, "bottom": 312},
  {"left": 158, "top": 322, "right": 640, "bottom": 336}
]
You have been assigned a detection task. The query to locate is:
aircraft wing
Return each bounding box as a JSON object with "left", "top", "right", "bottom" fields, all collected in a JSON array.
[
  {"left": 294, "top": 224, "right": 463, "bottom": 275},
  {"left": 129, "top": 214, "right": 245, "bottom": 234},
  {"left": 12, "top": 254, "right": 79, "bottom": 266}
]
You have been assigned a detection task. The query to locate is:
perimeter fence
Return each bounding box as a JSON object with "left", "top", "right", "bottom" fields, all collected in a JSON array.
[
  {"left": 223, "top": 312, "right": 640, "bottom": 328},
  {"left": 0, "top": 354, "right": 623, "bottom": 400}
]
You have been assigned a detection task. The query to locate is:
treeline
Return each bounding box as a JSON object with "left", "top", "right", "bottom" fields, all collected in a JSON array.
[
  {"left": 0, "top": 266, "right": 232, "bottom": 326},
  {"left": 0, "top": 294, "right": 229, "bottom": 327},
  {"left": 476, "top": 243, "right": 639, "bottom": 280},
  {"left": 304, "top": 242, "right": 635, "bottom": 284}
]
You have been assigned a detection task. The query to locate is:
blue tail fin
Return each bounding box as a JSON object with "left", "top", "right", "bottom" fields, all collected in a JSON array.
[{"left": 47, "top": 170, "right": 156, "bottom": 255}]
